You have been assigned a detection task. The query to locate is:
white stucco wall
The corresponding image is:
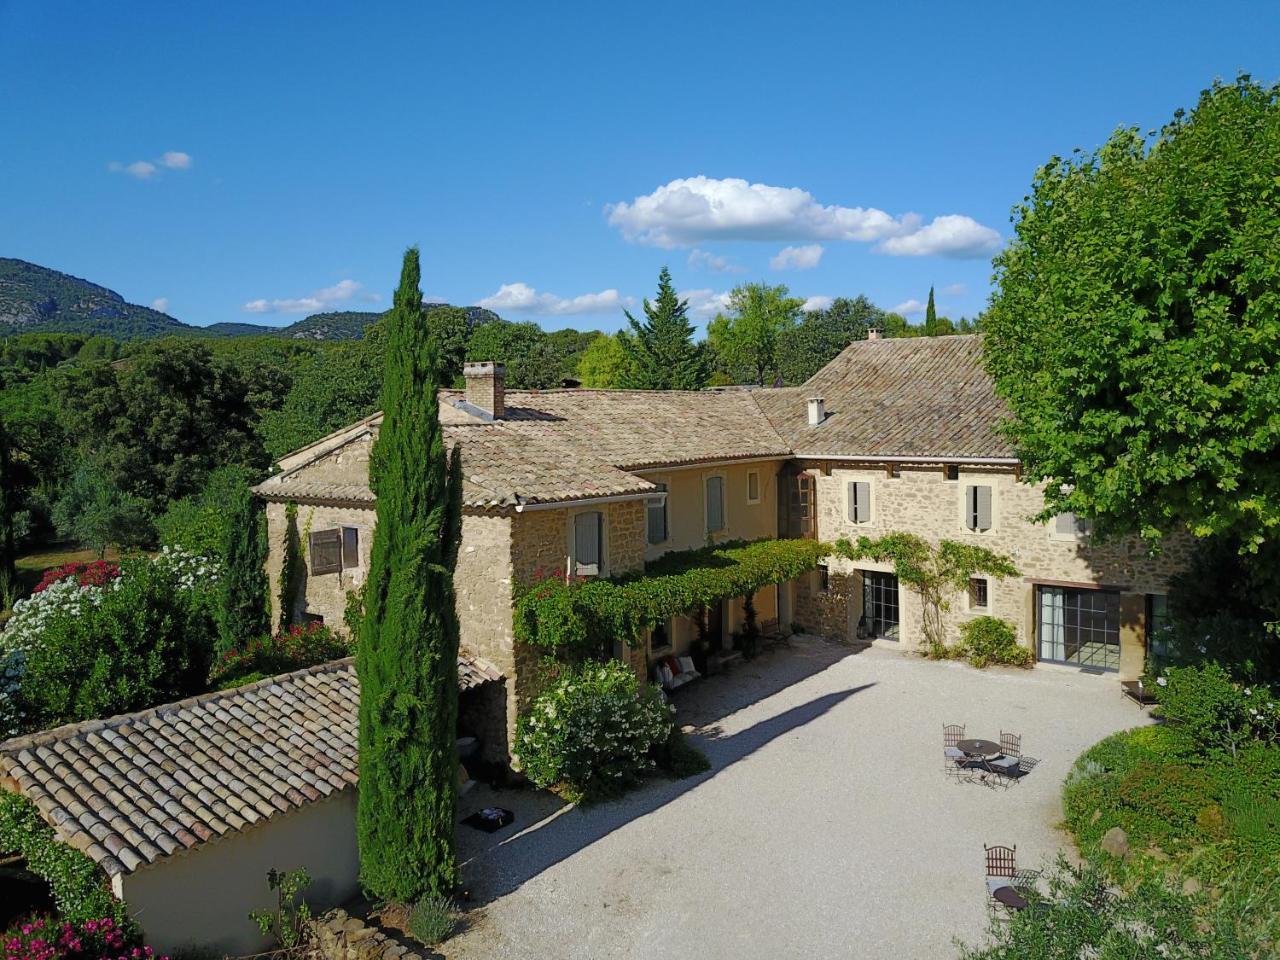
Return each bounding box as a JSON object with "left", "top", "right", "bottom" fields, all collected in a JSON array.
[{"left": 115, "top": 791, "right": 358, "bottom": 956}]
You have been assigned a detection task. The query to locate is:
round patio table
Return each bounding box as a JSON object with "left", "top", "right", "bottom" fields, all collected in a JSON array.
[
  {"left": 992, "top": 885, "right": 1029, "bottom": 910},
  {"left": 956, "top": 738, "right": 1001, "bottom": 759}
]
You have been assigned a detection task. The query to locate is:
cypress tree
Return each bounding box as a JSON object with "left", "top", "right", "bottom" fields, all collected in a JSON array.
[
  {"left": 618, "top": 267, "right": 709, "bottom": 390},
  {"left": 924, "top": 286, "right": 938, "bottom": 335},
  {"left": 277, "top": 502, "right": 304, "bottom": 631},
  {"left": 357, "top": 247, "right": 464, "bottom": 901},
  {"left": 0, "top": 421, "right": 16, "bottom": 602},
  {"left": 217, "top": 483, "right": 269, "bottom": 653}
]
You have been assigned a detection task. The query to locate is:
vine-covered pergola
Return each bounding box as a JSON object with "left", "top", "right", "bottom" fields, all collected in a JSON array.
[{"left": 514, "top": 538, "right": 829, "bottom": 660}]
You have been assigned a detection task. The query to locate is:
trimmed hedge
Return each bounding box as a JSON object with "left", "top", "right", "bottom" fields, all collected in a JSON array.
[{"left": 513, "top": 538, "right": 828, "bottom": 659}]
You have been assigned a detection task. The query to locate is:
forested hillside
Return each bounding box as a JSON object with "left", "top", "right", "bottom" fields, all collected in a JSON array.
[{"left": 0, "top": 258, "right": 188, "bottom": 337}]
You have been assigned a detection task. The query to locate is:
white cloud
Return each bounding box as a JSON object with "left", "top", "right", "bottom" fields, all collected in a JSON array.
[
  {"left": 877, "top": 215, "right": 1001, "bottom": 258},
  {"left": 151, "top": 297, "right": 169, "bottom": 312},
  {"left": 940, "top": 282, "right": 967, "bottom": 296},
  {"left": 606, "top": 176, "right": 1000, "bottom": 259},
  {"left": 801, "top": 296, "right": 834, "bottom": 312},
  {"left": 108, "top": 160, "right": 157, "bottom": 180},
  {"left": 242, "top": 278, "right": 364, "bottom": 314},
  {"left": 477, "top": 282, "right": 631, "bottom": 316},
  {"left": 891, "top": 298, "right": 926, "bottom": 316},
  {"left": 160, "top": 151, "right": 192, "bottom": 169},
  {"left": 681, "top": 288, "right": 732, "bottom": 318},
  {"left": 770, "top": 244, "right": 825, "bottom": 271},
  {"left": 687, "top": 248, "right": 742, "bottom": 273}
]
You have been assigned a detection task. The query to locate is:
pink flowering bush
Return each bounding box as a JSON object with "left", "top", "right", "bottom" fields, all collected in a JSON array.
[
  {"left": 210, "top": 622, "right": 352, "bottom": 689},
  {"left": 33, "top": 563, "right": 121, "bottom": 595},
  {"left": 1, "top": 916, "right": 165, "bottom": 960}
]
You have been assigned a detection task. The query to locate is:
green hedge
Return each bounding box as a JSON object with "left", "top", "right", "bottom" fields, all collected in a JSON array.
[
  {"left": 0, "top": 792, "right": 124, "bottom": 925},
  {"left": 513, "top": 538, "right": 828, "bottom": 658}
]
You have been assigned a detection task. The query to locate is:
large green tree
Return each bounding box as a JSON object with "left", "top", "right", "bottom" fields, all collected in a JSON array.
[
  {"left": 618, "top": 267, "right": 708, "bottom": 390},
  {"left": 776, "top": 295, "right": 882, "bottom": 383},
  {"left": 984, "top": 77, "right": 1280, "bottom": 550},
  {"left": 357, "top": 247, "right": 464, "bottom": 901},
  {"left": 216, "top": 480, "right": 269, "bottom": 654},
  {"left": 707, "top": 282, "right": 805, "bottom": 385},
  {"left": 576, "top": 332, "right": 632, "bottom": 388}
]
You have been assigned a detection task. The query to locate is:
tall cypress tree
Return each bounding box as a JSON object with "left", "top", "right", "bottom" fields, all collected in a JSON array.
[
  {"left": 618, "top": 267, "right": 709, "bottom": 390},
  {"left": 217, "top": 482, "right": 269, "bottom": 653},
  {"left": 924, "top": 286, "right": 938, "bottom": 335},
  {"left": 0, "top": 421, "right": 16, "bottom": 602},
  {"left": 357, "top": 247, "right": 463, "bottom": 901}
]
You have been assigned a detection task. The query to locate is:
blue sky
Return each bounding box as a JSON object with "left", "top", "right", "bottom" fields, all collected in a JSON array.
[{"left": 2, "top": 1, "right": 1277, "bottom": 333}]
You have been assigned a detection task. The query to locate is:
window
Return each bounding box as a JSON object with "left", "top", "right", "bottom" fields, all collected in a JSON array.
[
  {"left": 705, "top": 475, "right": 725, "bottom": 533},
  {"left": 847, "top": 480, "right": 871, "bottom": 524},
  {"left": 1053, "top": 512, "right": 1093, "bottom": 539},
  {"left": 573, "top": 511, "right": 603, "bottom": 577},
  {"left": 647, "top": 483, "right": 668, "bottom": 545},
  {"left": 944, "top": 464, "right": 960, "bottom": 481},
  {"left": 747, "top": 470, "right": 761, "bottom": 504},
  {"left": 816, "top": 563, "right": 830, "bottom": 593},
  {"left": 969, "top": 577, "right": 989, "bottom": 610},
  {"left": 341, "top": 527, "right": 360, "bottom": 569},
  {"left": 786, "top": 471, "right": 815, "bottom": 538},
  {"left": 1037, "top": 586, "right": 1121, "bottom": 670},
  {"left": 309, "top": 529, "right": 342, "bottom": 575},
  {"left": 1146, "top": 594, "right": 1171, "bottom": 661},
  {"left": 965, "top": 485, "right": 993, "bottom": 532},
  {"left": 886, "top": 463, "right": 902, "bottom": 479},
  {"left": 861, "top": 570, "right": 900, "bottom": 640}
]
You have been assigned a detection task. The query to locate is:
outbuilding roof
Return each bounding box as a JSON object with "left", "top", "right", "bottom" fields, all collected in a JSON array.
[{"left": 0, "top": 654, "right": 501, "bottom": 876}]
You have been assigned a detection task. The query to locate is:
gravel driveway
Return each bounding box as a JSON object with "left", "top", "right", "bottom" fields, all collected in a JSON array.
[{"left": 445, "top": 637, "right": 1149, "bottom": 959}]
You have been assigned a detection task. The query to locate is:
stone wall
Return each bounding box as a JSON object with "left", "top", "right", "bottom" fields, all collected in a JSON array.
[
  {"left": 805, "top": 462, "right": 1193, "bottom": 677},
  {"left": 264, "top": 501, "right": 376, "bottom": 631},
  {"left": 308, "top": 909, "right": 423, "bottom": 960}
]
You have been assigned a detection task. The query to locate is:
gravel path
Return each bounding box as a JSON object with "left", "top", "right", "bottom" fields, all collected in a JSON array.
[{"left": 445, "top": 637, "right": 1149, "bottom": 959}]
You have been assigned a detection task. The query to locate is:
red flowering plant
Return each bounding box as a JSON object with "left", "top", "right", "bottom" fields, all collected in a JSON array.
[
  {"left": 1, "top": 915, "right": 166, "bottom": 960},
  {"left": 209, "top": 621, "right": 353, "bottom": 689},
  {"left": 33, "top": 563, "right": 121, "bottom": 594}
]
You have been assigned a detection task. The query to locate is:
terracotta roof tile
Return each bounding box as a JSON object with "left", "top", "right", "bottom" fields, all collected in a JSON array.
[{"left": 0, "top": 652, "right": 502, "bottom": 876}]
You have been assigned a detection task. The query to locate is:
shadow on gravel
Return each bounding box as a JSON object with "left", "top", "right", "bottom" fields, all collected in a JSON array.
[{"left": 457, "top": 639, "right": 873, "bottom": 909}]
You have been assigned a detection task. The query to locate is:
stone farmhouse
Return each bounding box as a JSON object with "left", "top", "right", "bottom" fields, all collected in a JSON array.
[{"left": 253, "top": 334, "right": 1189, "bottom": 763}]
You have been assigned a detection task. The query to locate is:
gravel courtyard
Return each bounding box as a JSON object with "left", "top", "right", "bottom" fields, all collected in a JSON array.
[{"left": 445, "top": 637, "right": 1150, "bottom": 960}]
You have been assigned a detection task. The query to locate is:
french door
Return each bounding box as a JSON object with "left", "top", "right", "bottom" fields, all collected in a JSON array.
[
  {"left": 1036, "top": 585, "right": 1121, "bottom": 670},
  {"left": 861, "top": 570, "right": 900, "bottom": 640}
]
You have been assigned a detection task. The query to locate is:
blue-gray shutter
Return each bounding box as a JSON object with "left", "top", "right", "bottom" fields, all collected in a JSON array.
[
  {"left": 575, "top": 511, "right": 601, "bottom": 575},
  {"left": 647, "top": 484, "right": 668, "bottom": 544},
  {"left": 706, "top": 477, "right": 724, "bottom": 532},
  {"left": 855, "top": 481, "right": 871, "bottom": 523},
  {"left": 1054, "top": 512, "right": 1077, "bottom": 535},
  {"left": 970, "top": 485, "right": 992, "bottom": 531}
]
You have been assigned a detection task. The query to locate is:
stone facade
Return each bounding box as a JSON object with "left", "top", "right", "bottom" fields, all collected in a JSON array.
[
  {"left": 264, "top": 500, "right": 376, "bottom": 630},
  {"left": 800, "top": 462, "right": 1192, "bottom": 677},
  {"left": 308, "top": 908, "right": 423, "bottom": 960}
]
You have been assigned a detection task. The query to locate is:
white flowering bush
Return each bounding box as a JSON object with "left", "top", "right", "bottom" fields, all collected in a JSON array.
[
  {"left": 1154, "top": 662, "right": 1279, "bottom": 754},
  {"left": 0, "top": 550, "right": 221, "bottom": 737},
  {"left": 516, "top": 660, "right": 675, "bottom": 802}
]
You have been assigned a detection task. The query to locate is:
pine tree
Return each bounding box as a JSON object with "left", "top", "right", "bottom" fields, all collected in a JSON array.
[
  {"left": 217, "top": 483, "right": 269, "bottom": 653},
  {"left": 924, "top": 286, "right": 938, "bottom": 335},
  {"left": 618, "top": 267, "right": 709, "bottom": 390},
  {"left": 357, "top": 247, "right": 464, "bottom": 902}
]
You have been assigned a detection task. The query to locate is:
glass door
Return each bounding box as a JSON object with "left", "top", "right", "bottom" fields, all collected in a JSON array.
[
  {"left": 861, "top": 570, "right": 900, "bottom": 640},
  {"left": 1036, "top": 585, "right": 1120, "bottom": 670}
]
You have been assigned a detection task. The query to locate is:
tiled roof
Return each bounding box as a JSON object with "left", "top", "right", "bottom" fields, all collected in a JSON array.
[
  {"left": 250, "top": 481, "right": 376, "bottom": 505},
  {"left": 0, "top": 654, "right": 502, "bottom": 876},
  {"left": 755, "top": 336, "right": 1015, "bottom": 460}
]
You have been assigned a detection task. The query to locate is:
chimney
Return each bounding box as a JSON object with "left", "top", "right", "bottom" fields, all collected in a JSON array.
[
  {"left": 463, "top": 361, "right": 505, "bottom": 420},
  {"left": 807, "top": 396, "right": 826, "bottom": 426},
  {"left": 867, "top": 327, "right": 883, "bottom": 340}
]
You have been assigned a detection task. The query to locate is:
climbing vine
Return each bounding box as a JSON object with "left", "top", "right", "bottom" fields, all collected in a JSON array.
[
  {"left": 833, "top": 532, "right": 1019, "bottom": 656},
  {"left": 514, "top": 538, "right": 829, "bottom": 659}
]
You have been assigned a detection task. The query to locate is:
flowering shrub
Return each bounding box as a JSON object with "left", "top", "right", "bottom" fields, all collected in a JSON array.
[
  {"left": 1, "top": 915, "right": 163, "bottom": 960},
  {"left": 2, "top": 551, "right": 220, "bottom": 735},
  {"left": 210, "top": 622, "right": 353, "bottom": 689},
  {"left": 956, "top": 617, "right": 1034, "bottom": 669},
  {"left": 516, "top": 660, "right": 675, "bottom": 802},
  {"left": 33, "top": 563, "right": 121, "bottom": 594},
  {"left": 1154, "top": 663, "right": 1278, "bottom": 755}
]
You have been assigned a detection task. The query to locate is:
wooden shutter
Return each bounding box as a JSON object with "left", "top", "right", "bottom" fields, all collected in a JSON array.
[
  {"left": 341, "top": 527, "right": 360, "bottom": 568},
  {"left": 706, "top": 476, "right": 725, "bottom": 532},
  {"left": 574, "top": 511, "right": 601, "bottom": 576},
  {"left": 973, "top": 485, "right": 992, "bottom": 531},
  {"left": 850, "top": 481, "right": 870, "bottom": 523},
  {"left": 309, "top": 529, "right": 342, "bottom": 575},
  {"left": 1054, "top": 512, "right": 1077, "bottom": 535},
  {"left": 748, "top": 471, "right": 760, "bottom": 502},
  {"left": 647, "top": 484, "right": 667, "bottom": 545}
]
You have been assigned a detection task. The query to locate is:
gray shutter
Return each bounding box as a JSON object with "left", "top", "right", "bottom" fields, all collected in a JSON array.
[
  {"left": 575, "top": 512, "right": 601, "bottom": 575},
  {"left": 648, "top": 484, "right": 667, "bottom": 544},
  {"left": 309, "top": 529, "right": 342, "bottom": 575},
  {"left": 707, "top": 477, "right": 724, "bottom": 532},
  {"left": 975, "top": 485, "right": 992, "bottom": 531},
  {"left": 1054, "top": 512, "right": 1077, "bottom": 535},
  {"left": 341, "top": 527, "right": 360, "bottom": 568},
  {"left": 855, "top": 481, "right": 871, "bottom": 523},
  {"left": 847, "top": 482, "right": 856, "bottom": 521}
]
